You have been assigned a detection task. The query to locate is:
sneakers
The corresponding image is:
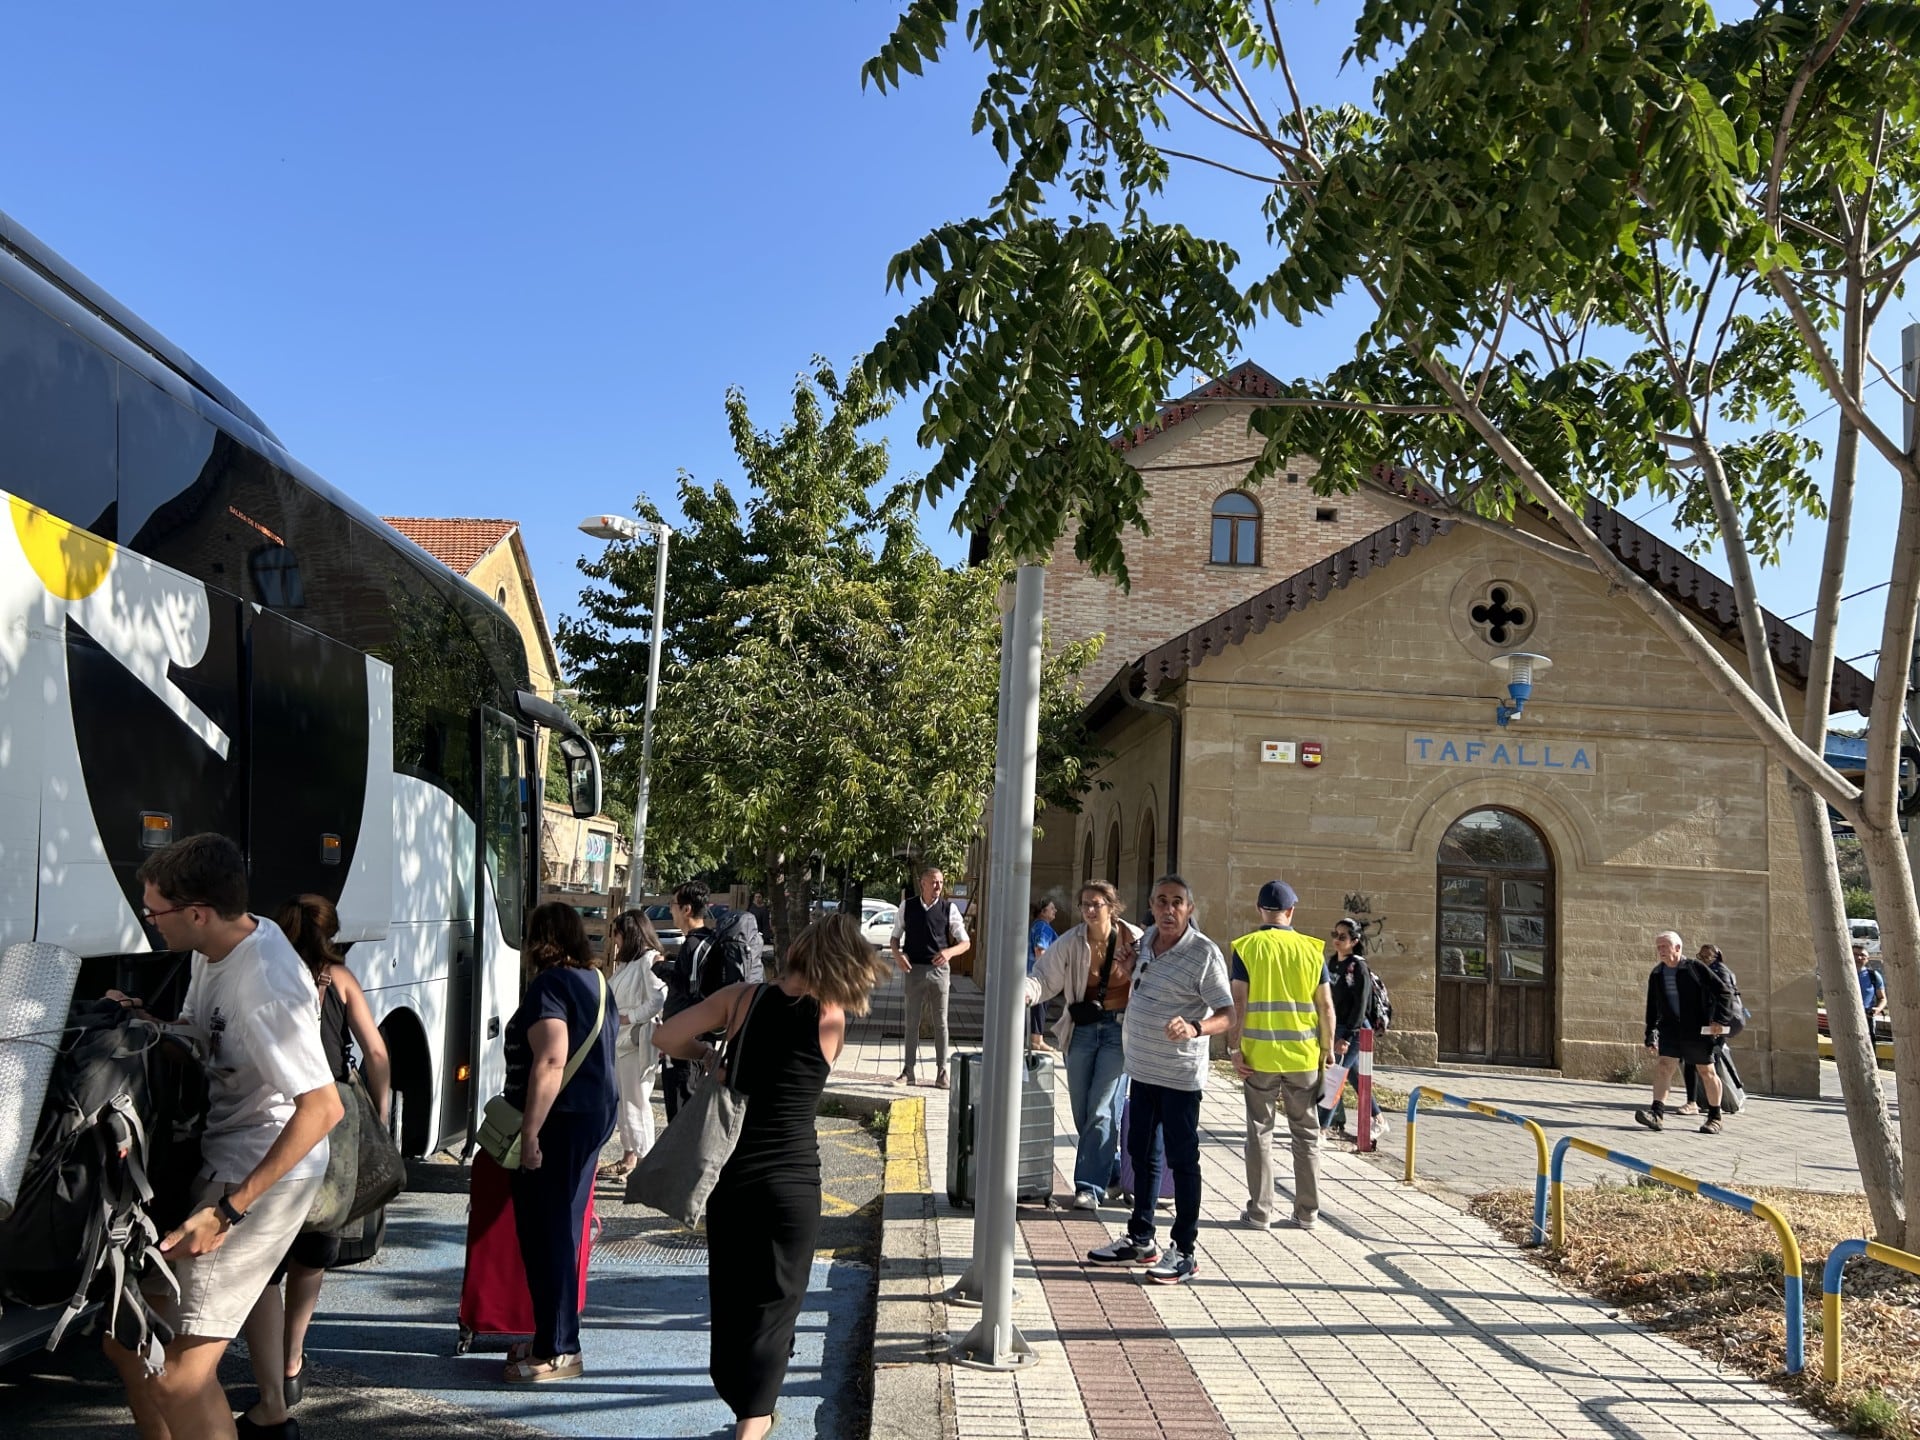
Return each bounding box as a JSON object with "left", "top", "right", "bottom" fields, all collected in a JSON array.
[
  {"left": 1367, "top": 1116, "right": 1390, "bottom": 1142},
  {"left": 1699, "top": 1111, "right": 1724, "bottom": 1134},
  {"left": 933, "top": 1070, "right": 950, "bottom": 1091},
  {"left": 1633, "top": 1106, "right": 1664, "bottom": 1132},
  {"left": 1071, "top": 1190, "right": 1100, "bottom": 1211},
  {"left": 1283, "top": 1214, "right": 1318, "bottom": 1232},
  {"left": 1676, "top": 1103, "right": 1699, "bottom": 1116},
  {"left": 1144, "top": 1249, "right": 1198, "bottom": 1285},
  {"left": 1238, "top": 1207, "right": 1271, "bottom": 1230},
  {"left": 1088, "top": 1235, "right": 1160, "bottom": 1266}
]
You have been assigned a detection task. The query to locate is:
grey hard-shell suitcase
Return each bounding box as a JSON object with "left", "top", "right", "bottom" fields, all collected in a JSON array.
[{"left": 945, "top": 1050, "right": 1056, "bottom": 1206}]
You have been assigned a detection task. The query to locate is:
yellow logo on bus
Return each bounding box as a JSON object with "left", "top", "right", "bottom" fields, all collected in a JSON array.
[{"left": 9, "top": 497, "right": 114, "bottom": 600}]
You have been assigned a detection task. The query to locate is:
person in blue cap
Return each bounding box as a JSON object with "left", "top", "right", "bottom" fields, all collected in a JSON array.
[{"left": 1227, "top": 880, "right": 1335, "bottom": 1230}]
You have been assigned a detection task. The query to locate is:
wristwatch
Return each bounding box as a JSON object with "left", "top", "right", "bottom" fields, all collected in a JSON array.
[{"left": 216, "top": 1194, "right": 248, "bottom": 1228}]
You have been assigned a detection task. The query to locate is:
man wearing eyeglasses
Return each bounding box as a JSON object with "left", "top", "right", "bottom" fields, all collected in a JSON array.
[
  {"left": 1086, "top": 874, "right": 1232, "bottom": 1285},
  {"left": 103, "top": 833, "right": 343, "bottom": 1440}
]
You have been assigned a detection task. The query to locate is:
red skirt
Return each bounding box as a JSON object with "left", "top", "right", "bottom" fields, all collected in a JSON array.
[{"left": 458, "top": 1150, "right": 594, "bottom": 1339}]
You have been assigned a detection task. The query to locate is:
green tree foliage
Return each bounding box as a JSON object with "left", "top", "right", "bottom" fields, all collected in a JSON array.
[
  {"left": 557, "top": 360, "right": 1103, "bottom": 894},
  {"left": 865, "top": 0, "right": 1920, "bottom": 1242}
]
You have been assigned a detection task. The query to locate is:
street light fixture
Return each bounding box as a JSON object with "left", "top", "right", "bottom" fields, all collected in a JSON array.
[
  {"left": 577, "top": 512, "right": 674, "bottom": 899},
  {"left": 1491, "top": 651, "right": 1552, "bottom": 727}
]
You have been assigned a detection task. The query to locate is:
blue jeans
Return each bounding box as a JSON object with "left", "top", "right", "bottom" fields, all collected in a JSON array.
[
  {"left": 1318, "top": 1024, "right": 1381, "bottom": 1128},
  {"left": 1125, "top": 1081, "right": 1203, "bottom": 1255},
  {"left": 1064, "top": 1014, "right": 1128, "bottom": 1197}
]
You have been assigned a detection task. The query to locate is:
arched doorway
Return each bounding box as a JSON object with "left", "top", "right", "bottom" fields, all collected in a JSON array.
[
  {"left": 1082, "top": 831, "right": 1095, "bottom": 885},
  {"left": 1104, "top": 819, "right": 1122, "bottom": 887},
  {"left": 1135, "top": 811, "right": 1157, "bottom": 922},
  {"left": 1436, "top": 807, "right": 1555, "bottom": 1066}
]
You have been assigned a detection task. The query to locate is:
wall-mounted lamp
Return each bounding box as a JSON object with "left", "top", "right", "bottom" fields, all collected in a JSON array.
[{"left": 1491, "top": 651, "right": 1552, "bottom": 727}]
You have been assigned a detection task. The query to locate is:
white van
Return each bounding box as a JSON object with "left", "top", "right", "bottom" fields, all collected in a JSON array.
[{"left": 1849, "top": 917, "right": 1881, "bottom": 955}]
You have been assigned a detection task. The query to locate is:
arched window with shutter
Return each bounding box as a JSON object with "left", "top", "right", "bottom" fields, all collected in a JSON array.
[{"left": 1210, "top": 491, "right": 1261, "bottom": 565}]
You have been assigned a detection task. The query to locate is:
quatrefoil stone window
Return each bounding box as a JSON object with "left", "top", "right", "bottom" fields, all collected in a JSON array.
[{"left": 1470, "top": 585, "right": 1532, "bottom": 645}]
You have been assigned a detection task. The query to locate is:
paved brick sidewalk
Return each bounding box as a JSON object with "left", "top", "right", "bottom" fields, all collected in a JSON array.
[
  {"left": 1363, "top": 1061, "right": 1896, "bottom": 1199},
  {"left": 845, "top": 997, "right": 1842, "bottom": 1440}
]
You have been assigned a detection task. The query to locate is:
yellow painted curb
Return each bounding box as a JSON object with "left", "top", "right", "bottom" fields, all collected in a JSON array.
[
  {"left": 885, "top": 1097, "right": 929, "bottom": 1195},
  {"left": 1817, "top": 1036, "right": 1894, "bottom": 1063}
]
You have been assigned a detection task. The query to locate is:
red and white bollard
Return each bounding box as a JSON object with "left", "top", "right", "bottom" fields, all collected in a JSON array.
[{"left": 1355, "top": 1028, "right": 1376, "bottom": 1152}]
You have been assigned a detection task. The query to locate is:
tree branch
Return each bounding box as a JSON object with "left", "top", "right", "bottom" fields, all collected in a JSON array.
[
  {"left": 1766, "top": 0, "right": 1869, "bottom": 223},
  {"left": 1263, "top": 2, "right": 1322, "bottom": 176},
  {"left": 1471, "top": 286, "right": 1515, "bottom": 408},
  {"left": 1766, "top": 266, "right": 1913, "bottom": 477},
  {"left": 1349, "top": 469, "right": 1602, "bottom": 571},
  {"left": 1373, "top": 279, "right": 1865, "bottom": 816},
  {"left": 1211, "top": 30, "right": 1278, "bottom": 146}
]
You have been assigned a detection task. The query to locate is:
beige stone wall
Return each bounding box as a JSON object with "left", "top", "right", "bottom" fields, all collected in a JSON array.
[
  {"left": 467, "top": 542, "right": 559, "bottom": 700},
  {"left": 1043, "top": 408, "right": 1407, "bottom": 685},
  {"left": 1073, "top": 526, "right": 1821, "bottom": 1096}
]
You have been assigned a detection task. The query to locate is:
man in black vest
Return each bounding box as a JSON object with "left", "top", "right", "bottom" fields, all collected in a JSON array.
[{"left": 887, "top": 867, "right": 970, "bottom": 1089}]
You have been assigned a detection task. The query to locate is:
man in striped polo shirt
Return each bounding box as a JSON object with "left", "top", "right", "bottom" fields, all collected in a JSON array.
[
  {"left": 1229, "top": 879, "right": 1335, "bottom": 1230},
  {"left": 1087, "top": 874, "right": 1234, "bottom": 1285}
]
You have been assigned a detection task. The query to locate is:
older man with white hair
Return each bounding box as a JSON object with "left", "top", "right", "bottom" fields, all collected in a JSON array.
[{"left": 1636, "top": 929, "right": 1733, "bottom": 1134}]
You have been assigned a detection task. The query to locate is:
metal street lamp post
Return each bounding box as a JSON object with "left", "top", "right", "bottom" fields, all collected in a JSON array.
[{"left": 579, "top": 513, "right": 673, "bottom": 899}]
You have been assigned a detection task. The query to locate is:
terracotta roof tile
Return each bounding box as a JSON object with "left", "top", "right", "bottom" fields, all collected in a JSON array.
[{"left": 382, "top": 517, "right": 518, "bottom": 576}]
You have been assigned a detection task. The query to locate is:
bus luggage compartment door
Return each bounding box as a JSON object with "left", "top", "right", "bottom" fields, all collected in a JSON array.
[{"left": 246, "top": 609, "right": 392, "bottom": 937}]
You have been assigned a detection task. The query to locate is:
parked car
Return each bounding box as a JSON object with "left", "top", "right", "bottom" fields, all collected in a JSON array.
[
  {"left": 860, "top": 902, "right": 899, "bottom": 950},
  {"left": 644, "top": 903, "right": 683, "bottom": 956},
  {"left": 1849, "top": 917, "right": 1881, "bottom": 956}
]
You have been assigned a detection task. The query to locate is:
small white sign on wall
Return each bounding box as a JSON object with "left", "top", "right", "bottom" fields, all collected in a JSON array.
[{"left": 1261, "top": 740, "right": 1296, "bottom": 764}]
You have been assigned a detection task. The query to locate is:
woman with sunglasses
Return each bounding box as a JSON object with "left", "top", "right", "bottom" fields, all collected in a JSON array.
[
  {"left": 1023, "top": 881, "right": 1143, "bottom": 1209},
  {"left": 1318, "top": 919, "right": 1387, "bottom": 1142}
]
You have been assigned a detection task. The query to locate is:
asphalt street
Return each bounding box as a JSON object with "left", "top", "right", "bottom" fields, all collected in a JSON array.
[{"left": 0, "top": 1111, "right": 884, "bottom": 1440}]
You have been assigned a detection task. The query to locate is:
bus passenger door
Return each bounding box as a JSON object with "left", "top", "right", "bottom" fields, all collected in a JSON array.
[{"left": 467, "top": 707, "right": 533, "bottom": 1144}]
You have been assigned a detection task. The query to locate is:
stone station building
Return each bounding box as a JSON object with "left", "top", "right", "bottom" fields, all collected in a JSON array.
[{"left": 1023, "top": 364, "right": 1873, "bottom": 1097}]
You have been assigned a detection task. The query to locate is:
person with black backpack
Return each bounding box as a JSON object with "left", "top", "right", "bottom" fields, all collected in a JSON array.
[
  {"left": 1317, "top": 918, "right": 1389, "bottom": 1144},
  {"left": 656, "top": 882, "right": 764, "bottom": 1121},
  {"left": 103, "top": 834, "right": 344, "bottom": 1440}
]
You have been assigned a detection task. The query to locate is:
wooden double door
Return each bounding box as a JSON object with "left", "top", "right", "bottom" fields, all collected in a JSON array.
[{"left": 1435, "top": 807, "right": 1555, "bottom": 1067}]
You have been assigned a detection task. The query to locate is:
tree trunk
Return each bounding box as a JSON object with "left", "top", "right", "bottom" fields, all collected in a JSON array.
[
  {"left": 1856, "top": 823, "right": 1918, "bottom": 1249},
  {"left": 1698, "top": 441, "right": 1908, "bottom": 1238},
  {"left": 1792, "top": 780, "right": 1906, "bottom": 1241},
  {"left": 765, "top": 846, "right": 789, "bottom": 954}
]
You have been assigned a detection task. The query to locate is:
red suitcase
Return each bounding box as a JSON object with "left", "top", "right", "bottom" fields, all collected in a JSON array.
[{"left": 456, "top": 1150, "right": 595, "bottom": 1352}]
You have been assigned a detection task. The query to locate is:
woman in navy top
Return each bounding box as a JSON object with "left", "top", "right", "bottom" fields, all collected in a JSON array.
[{"left": 501, "top": 902, "right": 617, "bottom": 1382}]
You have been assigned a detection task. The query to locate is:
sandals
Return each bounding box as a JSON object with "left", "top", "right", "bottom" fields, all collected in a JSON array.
[
  {"left": 503, "top": 1351, "right": 584, "bottom": 1383},
  {"left": 596, "top": 1158, "right": 637, "bottom": 1181}
]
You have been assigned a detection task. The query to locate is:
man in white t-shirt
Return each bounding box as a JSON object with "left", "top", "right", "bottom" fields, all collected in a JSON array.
[{"left": 103, "top": 833, "right": 343, "bottom": 1440}]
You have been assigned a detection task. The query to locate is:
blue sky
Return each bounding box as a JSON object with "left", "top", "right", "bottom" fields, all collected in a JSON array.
[{"left": 0, "top": 3, "right": 1905, "bottom": 709}]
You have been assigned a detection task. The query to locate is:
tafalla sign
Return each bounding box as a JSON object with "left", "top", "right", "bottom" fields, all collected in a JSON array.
[{"left": 1405, "top": 733, "right": 1596, "bottom": 773}]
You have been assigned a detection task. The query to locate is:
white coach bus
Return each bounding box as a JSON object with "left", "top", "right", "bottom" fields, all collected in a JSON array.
[{"left": 0, "top": 208, "right": 600, "bottom": 1178}]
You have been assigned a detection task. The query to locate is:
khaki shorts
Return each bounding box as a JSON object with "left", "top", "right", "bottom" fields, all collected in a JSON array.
[{"left": 145, "top": 1170, "right": 325, "bottom": 1340}]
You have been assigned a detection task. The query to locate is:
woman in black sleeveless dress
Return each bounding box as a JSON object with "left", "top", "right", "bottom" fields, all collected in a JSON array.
[{"left": 655, "top": 912, "right": 891, "bottom": 1440}]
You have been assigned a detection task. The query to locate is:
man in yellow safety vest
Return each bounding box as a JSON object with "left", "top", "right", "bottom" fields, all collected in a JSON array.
[{"left": 1229, "top": 879, "right": 1336, "bottom": 1231}]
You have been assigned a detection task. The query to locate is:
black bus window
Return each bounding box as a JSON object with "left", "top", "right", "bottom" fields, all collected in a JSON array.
[
  {"left": 0, "top": 284, "right": 116, "bottom": 535},
  {"left": 118, "top": 368, "right": 219, "bottom": 556}
]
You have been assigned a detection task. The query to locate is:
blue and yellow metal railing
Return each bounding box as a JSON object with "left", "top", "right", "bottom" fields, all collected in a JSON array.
[
  {"left": 1820, "top": 1238, "right": 1920, "bottom": 1383},
  {"left": 1404, "top": 1086, "right": 1549, "bottom": 1246},
  {"left": 1549, "top": 1136, "right": 1804, "bottom": 1373}
]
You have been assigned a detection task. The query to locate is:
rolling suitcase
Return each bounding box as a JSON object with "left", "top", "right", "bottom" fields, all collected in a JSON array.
[
  {"left": 456, "top": 1150, "right": 595, "bottom": 1353},
  {"left": 945, "top": 1050, "right": 1056, "bottom": 1207},
  {"left": 1115, "top": 1096, "right": 1177, "bottom": 1201}
]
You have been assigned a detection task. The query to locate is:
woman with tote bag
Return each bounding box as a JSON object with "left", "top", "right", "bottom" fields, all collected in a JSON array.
[
  {"left": 652, "top": 912, "right": 890, "bottom": 1440},
  {"left": 483, "top": 903, "right": 616, "bottom": 1382}
]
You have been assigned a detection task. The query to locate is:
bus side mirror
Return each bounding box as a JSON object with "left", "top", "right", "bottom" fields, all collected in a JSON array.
[{"left": 561, "top": 738, "right": 601, "bottom": 819}]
